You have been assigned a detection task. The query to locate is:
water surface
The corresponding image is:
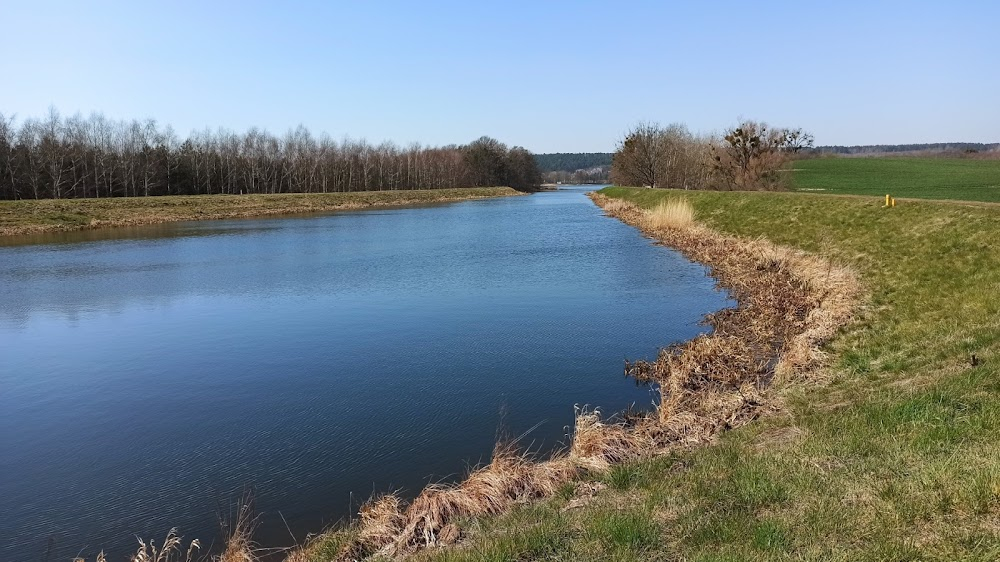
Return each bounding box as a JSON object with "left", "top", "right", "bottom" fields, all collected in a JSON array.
[{"left": 0, "top": 187, "right": 731, "bottom": 561}]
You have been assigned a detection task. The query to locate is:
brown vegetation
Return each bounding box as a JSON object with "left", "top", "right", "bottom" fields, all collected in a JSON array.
[
  {"left": 610, "top": 120, "right": 812, "bottom": 191},
  {"left": 642, "top": 199, "right": 694, "bottom": 230},
  {"left": 597, "top": 192, "right": 858, "bottom": 442},
  {"left": 82, "top": 529, "right": 200, "bottom": 562},
  {"left": 609, "top": 122, "right": 713, "bottom": 189},
  {"left": 710, "top": 121, "right": 812, "bottom": 190}
]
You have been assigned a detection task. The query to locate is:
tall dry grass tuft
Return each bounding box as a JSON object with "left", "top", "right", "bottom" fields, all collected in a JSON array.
[
  {"left": 332, "top": 442, "right": 590, "bottom": 559},
  {"left": 598, "top": 198, "right": 634, "bottom": 215},
  {"left": 568, "top": 408, "right": 652, "bottom": 471},
  {"left": 217, "top": 493, "right": 260, "bottom": 562},
  {"left": 644, "top": 199, "right": 694, "bottom": 230},
  {"left": 356, "top": 494, "right": 406, "bottom": 552},
  {"left": 129, "top": 529, "right": 199, "bottom": 562}
]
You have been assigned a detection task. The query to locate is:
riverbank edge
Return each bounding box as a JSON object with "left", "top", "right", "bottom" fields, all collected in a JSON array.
[
  {"left": 283, "top": 192, "right": 861, "bottom": 561},
  {"left": 0, "top": 187, "right": 524, "bottom": 237}
]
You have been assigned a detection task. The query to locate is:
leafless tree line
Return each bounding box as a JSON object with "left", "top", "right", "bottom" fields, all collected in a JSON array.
[
  {"left": 0, "top": 108, "right": 541, "bottom": 200},
  {"left": 542, "top": 168, "right": 609, "bottom": 185},
  {"left": 610, "top": 120, "right": 812, "bottom": 190},
  {"left": 816, "top": 142, "right": 999, "bottom": 156}
]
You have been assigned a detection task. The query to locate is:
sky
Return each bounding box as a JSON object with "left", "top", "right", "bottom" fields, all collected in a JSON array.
[{"left": 1, "top": 0, "right": 997, "bottom": 153}]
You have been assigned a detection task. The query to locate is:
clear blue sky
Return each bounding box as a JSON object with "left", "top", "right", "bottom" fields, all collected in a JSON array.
[{"left": 1, "top": 0, "right": 996, "bottom": 152}]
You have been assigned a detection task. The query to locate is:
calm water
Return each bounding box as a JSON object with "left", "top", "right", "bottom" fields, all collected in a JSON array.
[{"left": 0, "top": 187, "right": 731, "bottom": 561}]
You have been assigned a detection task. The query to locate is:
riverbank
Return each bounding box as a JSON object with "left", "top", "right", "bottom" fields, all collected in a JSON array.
[
  {"left": 0, "top": 187, "right": 523, "bottom": 237},
  {"left": 396, "top": 188, "right": 999, "bottom": 561},
  {"left": 282, "top": 190, "right": 860, "bottom": 561}
]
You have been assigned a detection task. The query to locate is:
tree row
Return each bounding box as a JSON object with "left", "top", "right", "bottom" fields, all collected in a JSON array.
[
  {"left": 610, "top": 120, "right": 812, "bottom": 191},
  {"left": 0, "top": 109, "right": 541, "bottom": 200}
]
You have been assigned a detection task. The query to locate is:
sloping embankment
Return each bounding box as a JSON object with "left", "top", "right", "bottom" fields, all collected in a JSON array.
[
  {"left": 290, "top": 192, "right": 861, "bottom": 562},
  {"left": 0, "top": 187, "right": 522, "bottom": 237}
]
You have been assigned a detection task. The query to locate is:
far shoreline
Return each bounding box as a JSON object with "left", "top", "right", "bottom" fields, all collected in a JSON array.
[{"left": 0, "top": 187, "right": 524, "bottom": 238}]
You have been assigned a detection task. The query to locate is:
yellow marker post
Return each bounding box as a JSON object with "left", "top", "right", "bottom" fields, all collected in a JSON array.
[
  {"left": 885, "top": 194, "right": 891, "bottom": 207},
  {"left": 891, "top": 197, "right": 896, "bottom": 207}
]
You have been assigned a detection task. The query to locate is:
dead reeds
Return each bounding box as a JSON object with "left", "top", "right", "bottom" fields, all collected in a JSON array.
[
  {"left": 323, "top": 408, "right": 665, "bottom": 561},
  {"left": 74, "top": 496, "right": 259, "bottom": 562},
  {"left": 595, "top": 192, "right": 860, "bottom": 443},
  {"left": 643, "top": 199, "right": 694, "bottom": 230},
  {"left": 126, "top": 529, "right": 200, "bottom": 562},
  {"left": 216, "top": 492, "right": 260, "bottom": 562}
]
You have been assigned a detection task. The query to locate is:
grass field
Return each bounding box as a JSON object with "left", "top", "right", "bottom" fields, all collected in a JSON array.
[
  {"left": 397, "top": 187, "right": 1000, "bottom": 561},
  {"left": 0, "top": 187, "right": 521, "bottom": 237},
  {"left": 791, "top": 157, "right": 1000, "bottom": 203}
]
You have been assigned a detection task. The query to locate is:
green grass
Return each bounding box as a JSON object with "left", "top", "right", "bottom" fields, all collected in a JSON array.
[
  {"left": 791, "top": 157, "right": 1000, "bottom": 202},
  {"left": 412, "top": 187, "right": 1000, "bottom": 561},
  {"left": 0, "top": 187, "right": 521, "bottom": 237}
]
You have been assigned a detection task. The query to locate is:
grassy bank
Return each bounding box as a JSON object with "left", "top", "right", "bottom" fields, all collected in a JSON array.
[
  {"left": 399, "top": 188, "right": 999, "bottom": 561},
  {"left": 0, "top": 187, "right": 522, "bottom": 237},
  {"left": 791, "top": 157, "right": 1000, "bottom": 202}
]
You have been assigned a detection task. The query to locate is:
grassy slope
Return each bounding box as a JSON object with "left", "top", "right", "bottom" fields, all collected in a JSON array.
[
  {"left": 791, "top": 157, "right": 1000, "bottom": 203},
  {"left": 407, "top": 188, "right": 999, "bottom": 562},
  {"left": 0, "top": 187, "right": 521, "bottom": 237}
]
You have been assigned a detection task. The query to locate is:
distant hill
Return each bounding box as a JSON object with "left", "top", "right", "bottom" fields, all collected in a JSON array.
[
  {"left": 815, "top": 143, "right": 999, "bottom": 155},
  {"left": 534, "top": 153, "right": 613, "bottom": 173}
]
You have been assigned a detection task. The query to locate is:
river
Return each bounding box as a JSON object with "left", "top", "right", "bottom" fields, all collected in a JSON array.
[{"left": 0, "top": 186, "right": 731, "bottom": 561}]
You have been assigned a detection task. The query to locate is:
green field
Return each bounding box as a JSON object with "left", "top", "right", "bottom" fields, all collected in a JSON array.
[
  {"left": 391, "top": 188, "right": 1000, "bottom": 561},
  {"left": 791, "top": 157, "right": 1000, "bottom": 203}
]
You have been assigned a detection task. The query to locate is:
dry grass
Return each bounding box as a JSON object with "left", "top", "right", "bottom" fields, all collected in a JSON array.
[
  {"left": 596, "top": 192, "right": 860, "bottom": 446},
  {"left": 118, "top": 529, "right": 199, "bottom": 562},
  {"left": 567, "top": 409, "right": 653, "bottom": 472},
  {"left": 642, "top": 199, "right": 694, "bottom": 230},
  {"left": 72, "top": 496, "right": 258, "bottom": 562},
  {"left": 217, "top": 494, "right": 260, "bottom": 562},
  {"left": 319, "top": 410, "right": 664, "bottom": 560},
  {"left": 595, "top": 198, "right": 633, "bottom": 215},
  {"left": 334, "top": 444, "right": 584, "bottom": 560}
]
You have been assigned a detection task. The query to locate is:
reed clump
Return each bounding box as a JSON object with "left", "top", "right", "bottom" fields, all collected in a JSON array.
[
  {"left": 216, "top": 494, "right": 260, "bottom": 562},
  {"left": 643, "top": 198, "right": 694, "bottom": 230},
  {"left": 74, "top": 501, "right": 256, "bottom": 562},
  {"left": 334, "top": 424, "right": 645, "bottom": 560},
  {"left": 104, "top": 529, "right": 200, "bottom": 562},
  {"left": 596, "top": 198, "right": 634, "bottom": 216}
]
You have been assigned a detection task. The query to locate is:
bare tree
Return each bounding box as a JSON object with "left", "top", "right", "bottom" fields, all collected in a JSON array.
[
  {"left": 611, "top": 122, "right": 666, "bottom": 188},
  {"left": 611, "top": 122, "right": 712, "bottom": 189},
  {"left": 0, "top": 112, "right": 18, "bottom": 199},
  {"left": 711, "top": 120, "right": 812, "bottom": 190},
  {"left": 0, "top": 108, "right": 542, "bottom": 200}
]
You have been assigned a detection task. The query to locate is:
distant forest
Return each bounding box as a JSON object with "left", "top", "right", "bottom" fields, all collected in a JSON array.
[
  {"left": 814, "top": 143, "right": 1000, "bottom": 155},
  {"left": 533, "top": 153, "right": 612, "bottom": 184},
  {"left": 535, "top": 143, "right": 1000, "bottom": 185},
  {"left": 534, "top": 153, "right": 613, "bottom": 172},
  {"left": 0, "top": 109, "right": 542, "bottom": 200}
]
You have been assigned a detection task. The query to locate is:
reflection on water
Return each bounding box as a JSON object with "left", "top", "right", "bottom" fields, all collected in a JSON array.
[{"left": 0, "top": 187, "right": 732, "bottom": 561}]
